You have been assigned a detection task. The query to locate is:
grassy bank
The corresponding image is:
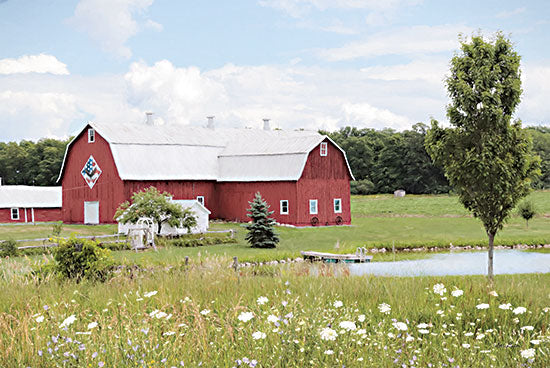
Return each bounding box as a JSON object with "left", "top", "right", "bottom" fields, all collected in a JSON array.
[{"left": 0, "top": 263, "right": 548, "bottom": 367}]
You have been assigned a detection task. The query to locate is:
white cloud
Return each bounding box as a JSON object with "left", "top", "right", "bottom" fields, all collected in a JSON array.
[
  {"left": 519, "top": 62, "right": 550, "bottom": 124},
  {"left": 342, "top": 102, "right": 412, "bottom": 130},
  {"left": 259, "top": 0, "right": 422, "bottom": 17},
  {"left": 68, "top": 0, "right": 159, "bottom": 59},
  {"left": 360, "top": 58, "right": 448, "bottom": 83},
  {"left": 495, "top": 7, "right": 526, "bottom": 19},
  {"left": 0, "top": 54, "right": 69, "bottom": 75},
  {"left": 319, "top": 24, "right": 471, "bottom": 61}
]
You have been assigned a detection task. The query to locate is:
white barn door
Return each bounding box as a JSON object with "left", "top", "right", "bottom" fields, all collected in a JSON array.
[{"left": 84, "top": 201, "right": 99, "bottom": 224}]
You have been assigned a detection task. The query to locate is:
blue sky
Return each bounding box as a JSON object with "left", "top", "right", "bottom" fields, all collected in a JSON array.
[{"left": 1, "top": 0, "right": 549, "bottom": 141}]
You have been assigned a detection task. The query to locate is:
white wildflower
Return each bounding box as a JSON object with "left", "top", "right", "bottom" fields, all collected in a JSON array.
[
  {"left": 324, "top": 350, "right": 334, "bottom": 355},
  {"left": 451, "top": 289, "right": 464, "bottom": 297},
  {"left": 392, "top": 322, "right": 408, "bottom": 331},
  {"left": 433, "top": 283, "right": 446, "bottom": 296},
  {"left": 417, "top": 323, "right": 429, "bottom": 329},
  {"left": 462, "top": 343, "right": 470, "bottom": 348},
  {"left": 476, "top": 334, "right": 485, "bottom": 340},
  {"left": 499, "top": 303, "right": 512, "bottom": 310},
  {"left": 464, "top": 332, "right": 474, "bottom": 337},
  {"left": 267, "top": 315, "right": 278, "bottom": 323},
  {"left": 143, "top": 291, "right": 158, "bottom": 298},
  {"left": 520, "top": 348, "right": 535, "bottom": 359},
  {"left": 257, "top": 296, "right": 269, "bottom": 305},
  {"left": 513, "top": 307, "right": 527, "bottom": 315},
  {"left": 320, "top": 327, "right": 338, "bottom": 341},
  {"left": 405, "top": 335, "right": 414, "bottom": 342},
  {"left": 200, "top": 309, "right": 210, "bottom": 316},
  {"left": 358, "top": 314, "right": 366, "bottom": 322},
  {"left": 378, "top": 303, "right": 391, "bottom": 314},
  {"left": 87, "top": 322, "right": 98, "bottom": 329},
  {"left": 238, "top": 312, "right": 254, "bottom": 322},
  {"left": 252, "top": 331, "right": 266, "bottom": 340},
  {"left": 35, "top": 315, "right": 44, "bottom": 323},
  {"left": 530, "top": 340, "right": 541, "bottom": 345},
  {"left": 489, "top": 290, "right": 498, "bottom": 297},
  {"left": 418, "top": 329, "right": 429, "bottom": 334},
  {"left": 163, "top": 331, "right": 175, "bottom": 336},
  {"left": 476, "top": 303, "right": 490, "bottom": 310},
  {"left": 521, "top": 326, "right": 534, "bottom": 331},
  {"left": 333, "top": 300, "right": 343, "bottom": 308},
  {"left": 59, "top": 315, "right": 77, "bottom": 329},
  {"left": 339, "top": 321, "right": 357, "bottom": 331}
]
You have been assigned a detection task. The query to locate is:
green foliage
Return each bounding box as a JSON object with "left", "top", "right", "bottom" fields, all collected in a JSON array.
[
  {"left": 115, "top": 187, "right": 197, "bottom": 235},
  {"left": 245, "top": 192, "right": 279, "bottom": 248},
  {"left": 425, "top": 33, "right": 541, "bottom": 278},
  {"left": 51, "top": 222, "right": 63, "bottom": 236},
  {"left": 0, "top": 137, "right": 70, "bottom": 186},
  {"left": 517, "top": 200, "right": 536, "bottom": 228},
  {"left": 326, "top": 124, "right": 450, "bottom": 194},
  {"left": 170, "top": 236, "right": 237, "bottom": 247},
  {"left": 53, "top": 236, "right": 114, "bottom": 281},
  {"left": 0, "top": 239, "right": 18, "bottom": 257}
]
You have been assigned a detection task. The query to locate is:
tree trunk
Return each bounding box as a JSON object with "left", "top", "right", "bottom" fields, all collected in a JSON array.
[{"left": 488, "top": 232, "right": 495, "bottom": 282}]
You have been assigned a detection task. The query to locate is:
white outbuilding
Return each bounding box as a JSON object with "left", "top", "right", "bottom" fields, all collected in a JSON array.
[{"left": 117, "top": 199, "right": 211, "bottom": 236}]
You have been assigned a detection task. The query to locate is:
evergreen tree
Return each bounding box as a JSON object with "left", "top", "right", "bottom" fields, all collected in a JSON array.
[{"left": 245, "top": 192, "right": 279, "bottom": 248}]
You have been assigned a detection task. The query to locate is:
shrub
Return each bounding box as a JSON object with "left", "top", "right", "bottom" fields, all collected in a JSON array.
[
  {"left": 53, "top": 236, "right": 114, "bottom": 281},
  {"left": 170, "top": 236, "right": 237, "bottom": 247},
  {"left": 0, "top": 239, "right": 18, "bottom": 257},
  {"left": 351, "top": 179, "right": 375, "bottom": 195},
  {"left": 517, "top": 200, "right": 536, "bottom": 228},
  {"left": 51, "top": 222, "right": 63, "bottom": 236},
  {"left": 245, "top": 192, "right": 279, "bottom": 249}
]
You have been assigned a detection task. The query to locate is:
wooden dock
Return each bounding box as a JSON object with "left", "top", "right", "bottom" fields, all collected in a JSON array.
[{"left": 301, "top": 249, "right": 373, "bottom": 263}]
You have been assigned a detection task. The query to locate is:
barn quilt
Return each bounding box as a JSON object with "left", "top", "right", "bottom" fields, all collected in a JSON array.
[{"left": 81, "top": 155, "right": 102, "bottom": 189}]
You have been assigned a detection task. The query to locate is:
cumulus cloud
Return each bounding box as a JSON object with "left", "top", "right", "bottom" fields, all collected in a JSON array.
[
  {"left": 0, "top": 54, "right": 69, "bottom": 75},
  {"left": 68, "top": 0, "right": 159, "bottom": 59},
  {"left": 519, "top": 62, "right": 550, "bottom": 124},
  {"left": 319, "top": 24, "right": 471, "bottom": 61}
]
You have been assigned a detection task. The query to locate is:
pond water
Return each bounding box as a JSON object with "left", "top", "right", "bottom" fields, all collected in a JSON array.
[{"left": 348, "top": 250, "right": 550, "bottom": 277}]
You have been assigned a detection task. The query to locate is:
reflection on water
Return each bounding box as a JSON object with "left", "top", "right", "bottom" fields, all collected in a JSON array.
[{"left": 348, "top": 250, "right": 550, "bottom": 277}]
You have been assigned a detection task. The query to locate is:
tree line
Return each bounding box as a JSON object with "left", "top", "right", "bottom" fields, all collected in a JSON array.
[
  {"left": 324, "top": 124, "right": 550, "bottom": 194},
  {"left": 0, "top": 126, "right": 548, "bottom": 191}
]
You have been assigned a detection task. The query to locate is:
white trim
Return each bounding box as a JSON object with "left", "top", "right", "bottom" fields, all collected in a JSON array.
[
  {"left": 280, "top": 200, "right": 289, "bottom": 215},
  {"left": 88, "top": 128, "right": 95, "bottom": 143},
  {"left": 10, "top": 207, "right": 19, "bottom": 220},
  {"left": 196, "top": 196, "right": 204, "bottom": 205},
  {"left": 309, "top": 199, "right": 318, "bottom": 215},
  {"left": 31, "top": 208, "right": 35, "bottom": 223},
  {"left": 320, "top": 142, "right": 328, "bottom": 156},
  {"left": 24, "top": 207, "right": 27, "bottom": 222},
  {"left": 334, "top": 198, "right": 342, "bottom": 213}
]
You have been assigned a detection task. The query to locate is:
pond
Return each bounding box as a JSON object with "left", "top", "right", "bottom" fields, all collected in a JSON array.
[{"left": 348, "top": 250, "right": 550, "bottom": 277}]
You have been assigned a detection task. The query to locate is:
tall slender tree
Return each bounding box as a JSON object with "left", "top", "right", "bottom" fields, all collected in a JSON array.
[{"left": 426, "top": 33, "right": 540, "bottom": 280}]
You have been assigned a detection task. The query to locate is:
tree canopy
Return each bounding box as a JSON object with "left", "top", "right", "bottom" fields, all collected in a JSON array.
[
  {"left": 114, "top": 187, "right": 197, "bottom": 235},
  {"left": 425, "top": 33, "right": 540, "bottom": 279}
]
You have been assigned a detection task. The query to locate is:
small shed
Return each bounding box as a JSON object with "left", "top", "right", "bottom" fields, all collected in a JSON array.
[
  {"left": 0, "top": 184, "right": 62, "bottom": 223},
  {"left": 118, "top": 199, "right": 211, "bottom": 236}
]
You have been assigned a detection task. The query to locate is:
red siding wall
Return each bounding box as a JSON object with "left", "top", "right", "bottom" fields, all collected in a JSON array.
[
  {"left": 296, "top": 139, "right": 352, "bottom": 226},
  {"left": 216, "top": 181, "right": 298, "bottom": 224},
  {"left": 0, "top": 208, "right": 62, "bottom": 223},
  {"left": 124, "top": 181, "right": 217, "bottom": 216},
  {"left": 61, "top": 128, "right": 125, "bottom": 223}
]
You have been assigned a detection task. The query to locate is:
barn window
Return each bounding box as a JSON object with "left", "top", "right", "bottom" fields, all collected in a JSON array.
[
  {"left": 309, "top": 199, "right": 318, "bottom": 215},
  {"left": 320, "top": 142, "right": 327, "bottom": 156},
  {"left": 280, "top": 200, "right": 289, "bottom": 215},
  {"left": 11, "top": 208, "right": 19, "bottom": 220},
  {"left": 334, "top": 198, "right": 342, "bottom": 213},
  {"left": 88, "top": 128, "right": 95, "bottom": 143},
  {"left": 196, "top": 196, "right": 204, "bottom": 205}
]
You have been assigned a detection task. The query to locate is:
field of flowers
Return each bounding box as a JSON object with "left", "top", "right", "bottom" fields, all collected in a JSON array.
[{"left": 0, "top": 260, "right": 548, "bottom": 367}]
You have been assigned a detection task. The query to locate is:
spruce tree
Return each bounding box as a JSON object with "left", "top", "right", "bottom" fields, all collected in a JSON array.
[{"left": 245, "top": 192, "right": 279, "bottom": 248}]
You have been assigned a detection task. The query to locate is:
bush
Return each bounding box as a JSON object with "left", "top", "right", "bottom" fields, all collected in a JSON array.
[
  {"left": 53, "top": 236, "right": 114, "bottom": 281},
  {"left": 517, "top": 200, "right": 536, "bottom": 228},
  {"left": 351, "top": 179, "right": 375, "bottom": 195},
  {"left": 0, "top": 239, "right": 18, "bottom": 257},
  {"left": 51, "top": 222, "right": 63, "bottom": 236},
  {"left": 170, "top": 236, "right": 237, "bottom": 247},
  {"left": 245, "top": 192, "right": 279, "bottom": 249}
]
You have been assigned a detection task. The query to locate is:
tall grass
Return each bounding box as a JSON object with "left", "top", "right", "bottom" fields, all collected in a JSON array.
[{"left": 0, "top": 261, "right": 548, "bottom": 367}]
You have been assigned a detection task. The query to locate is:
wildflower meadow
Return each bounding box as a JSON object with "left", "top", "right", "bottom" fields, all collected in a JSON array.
[{"left": 0, "top": 260, "right": 548, "bottom": 367}]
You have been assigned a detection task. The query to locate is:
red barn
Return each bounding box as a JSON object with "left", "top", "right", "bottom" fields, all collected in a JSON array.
[
  {"left": 58, "top": 121, "right": 354, "bottom": 226},
  {"left": 0, "top": 184, "right": 62, "bottom": 223}
]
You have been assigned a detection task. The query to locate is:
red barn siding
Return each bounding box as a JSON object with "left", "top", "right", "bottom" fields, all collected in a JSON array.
[
  {"left": 61, "top": 128, "right": 125, "bottom": 223},
  {"left": 124, "top": 181, "right": 217, "bottom": 216},
  {"left": 296, "top": 139, "right": 352, "bottom": 226},
  {"left": 0, "top": 208, "right": 62, "bottom": 223},
  {"left": 216, "top": 182, "right": 298, "bottom": 224}
]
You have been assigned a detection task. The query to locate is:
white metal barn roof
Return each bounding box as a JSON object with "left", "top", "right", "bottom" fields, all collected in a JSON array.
[
  {"left": 58, "top": 121, "right": 354, "bottom": 182},
  {"left": 0, "top": 186, "right": 62, "bottom": 208}
]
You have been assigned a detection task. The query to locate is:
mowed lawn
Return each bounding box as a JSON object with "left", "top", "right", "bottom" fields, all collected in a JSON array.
[{"left": 2, "top": 191, "right": 550, "bottom": 264}]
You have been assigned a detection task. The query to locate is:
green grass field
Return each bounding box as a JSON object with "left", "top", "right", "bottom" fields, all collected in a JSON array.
[{"left": 2, "top": 192, "right": 550, "bottom": 264}]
